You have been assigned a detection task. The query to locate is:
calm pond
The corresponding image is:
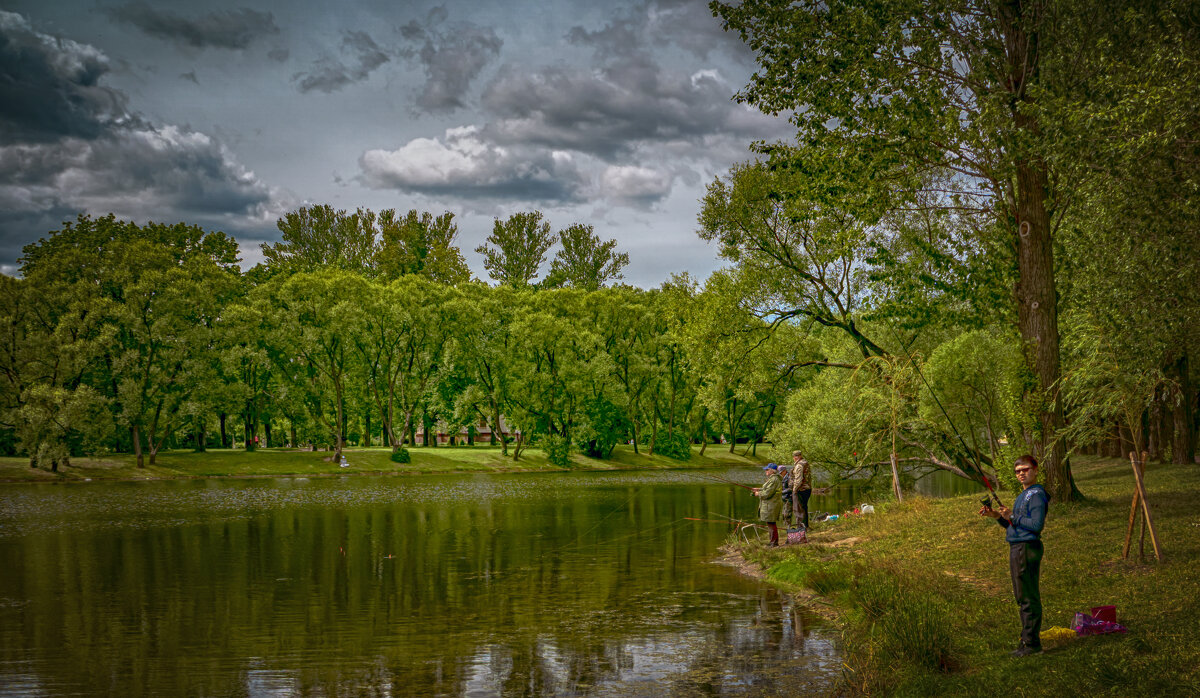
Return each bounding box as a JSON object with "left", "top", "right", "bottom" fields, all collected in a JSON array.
[{"left": 0, "top": 468, "right": 979, "bottom": 696}]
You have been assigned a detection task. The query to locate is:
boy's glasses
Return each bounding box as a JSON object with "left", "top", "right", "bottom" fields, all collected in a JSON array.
[{"left": 1014, "top": 468, "right": 1032, "bottom": 475}]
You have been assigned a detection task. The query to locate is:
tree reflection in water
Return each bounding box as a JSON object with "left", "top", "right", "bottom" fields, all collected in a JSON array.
[{"left": 0, "top": 471, "right": 841, "bottom": 695}]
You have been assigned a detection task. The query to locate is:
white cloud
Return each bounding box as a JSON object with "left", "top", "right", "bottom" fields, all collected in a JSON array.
[
  {"left": 601, "top": 165, "right": 673, "bottom": 208},
  {"left": 358, "top": 126, "right": 588, "bottom": 204}
]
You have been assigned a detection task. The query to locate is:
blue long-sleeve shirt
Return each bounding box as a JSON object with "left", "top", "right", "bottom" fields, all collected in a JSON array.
[{"left": 998, "top": 484, "right": 1049, "bottom": 544}]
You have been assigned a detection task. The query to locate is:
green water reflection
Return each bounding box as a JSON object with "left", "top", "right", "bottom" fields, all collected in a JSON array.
[{"left": 0, "top": 470, "right": 843, "bottom": 696}]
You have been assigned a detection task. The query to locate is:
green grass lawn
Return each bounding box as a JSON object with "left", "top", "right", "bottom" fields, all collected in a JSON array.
[
  {"left": 735, "top": 456, "right": 1200, "bottom": 696},
  {"left": 0, "top": 443, "right": 767, "bottom": 482}
]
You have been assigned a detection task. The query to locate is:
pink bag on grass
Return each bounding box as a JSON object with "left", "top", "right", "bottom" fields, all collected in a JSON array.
[{"left": 1073, "top": 610, "right": 1127, "bottom": 636}]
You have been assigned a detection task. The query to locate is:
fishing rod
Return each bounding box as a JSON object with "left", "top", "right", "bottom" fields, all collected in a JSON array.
[
  {"left": 686, "top": 471, "right": 757, "bottom": 492},
  {"left": 684, "top": 517, "right": 766, "bottom": 528},
  {"left": 883, "top": 321, "right": 1005, "bottom": 509},
  {"left": 707, "top": 512, "right": 769, "bottom": 529}
]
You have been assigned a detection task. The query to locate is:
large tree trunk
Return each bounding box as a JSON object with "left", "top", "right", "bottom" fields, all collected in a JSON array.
[
  {"left": 493, "top": 403, "right": 506, "bottom": 456},
  {"left": 132, "top": 424, "right": 144, "bottom": 468},
  {"left": 1148, "top": 391, "right": 1163, "bottom": 462},
  {"left": 244, "top": 414, "right": 255, "bottom": 452},
  {"left": 219, "top": 412, "right": 228, "bottom": 448},
  {"left": 333, "top": 387, "right": 344, "bottom": 462},
  {"left": 1171, "top": 352, "right": 1195, "bottom": 464},
  {"left": 649, "top": 416, "right": 659, "bottom": 456},
  {"left": 1002, "top": 0, "right": 1079, "bottom": 501},
  {"left": 423, "top": 409, "right": 437, "bottom": 448},
  {"left": 1156, "top": 385, "right": 1172, "bottom": 463}
]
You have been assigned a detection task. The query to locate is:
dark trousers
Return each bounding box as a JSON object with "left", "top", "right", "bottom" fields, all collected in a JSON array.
[
  {"left": 796, "top": 488, "right": 812, "bottom": 529},
  {"left": 1009, "top": 540, "right": 1044, "bottom": 648},
  {"left": 766, "top": 522, "right": 779, "bottom": 545}
]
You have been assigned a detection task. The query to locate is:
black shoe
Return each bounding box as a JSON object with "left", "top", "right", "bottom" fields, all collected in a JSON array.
[{"left": 1010, "top": 645, "right": 1042, "bottom": 658}]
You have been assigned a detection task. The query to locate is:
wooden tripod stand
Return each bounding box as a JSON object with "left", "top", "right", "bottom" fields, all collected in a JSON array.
[{"left": 1122, "top": 451, "right": 1163, "bottom": 562}]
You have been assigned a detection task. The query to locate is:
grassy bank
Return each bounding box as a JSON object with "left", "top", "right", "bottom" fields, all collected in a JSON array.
[
  {"left": 733, "top": 456, "right": 1200, "bottom": 696},
  {"left": 0, "top": 443, "right": 766, "bottom": 483}
]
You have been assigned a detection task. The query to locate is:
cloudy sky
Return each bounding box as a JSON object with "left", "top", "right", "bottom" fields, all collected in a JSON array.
[{"left": 0, "top": 0, "right": 792, "bottom": 285}]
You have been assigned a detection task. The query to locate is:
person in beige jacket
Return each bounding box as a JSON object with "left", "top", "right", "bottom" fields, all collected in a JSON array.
[{"left": 792, "top": 450, "right": 812, "bottom": 529}]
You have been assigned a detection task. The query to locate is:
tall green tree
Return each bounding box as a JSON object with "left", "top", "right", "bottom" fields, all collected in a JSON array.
[
  {"left": 256, "top": 269, "right": 364, "bottom": 461},
  {"left": 710, "top": 0, "right": 1117, "bottom": 499},
  {"left": 445, "top": 284, "right": 518, "bottom": 455},
  {"left": 262, "top": 205, "right": 380, "bottom": 277},
  {"left": 377, "top": 209, "right": 471, "bottom": 285},
  {"left": 544, "top": 224, "right": 629, "bottom": 291},
  {"left": 17, "top": 215, "right": 241, "bottom": 466},
  {"left": 475, "top": 211, "right": 557, "bottom": 287}
]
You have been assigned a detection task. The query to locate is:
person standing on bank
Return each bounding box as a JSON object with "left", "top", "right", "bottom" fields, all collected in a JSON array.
[
  {"left": 753, "top": 464, "right": 784, "bottom": 546},
  {"left": 979, "top": 455, "right": 1049, "bottom": 657},
  {"left": 779, "top": 464, "right": 793, "bottom": 529},
  {"left": 792, "top": 451, "right": 812, "bottom": 530}
]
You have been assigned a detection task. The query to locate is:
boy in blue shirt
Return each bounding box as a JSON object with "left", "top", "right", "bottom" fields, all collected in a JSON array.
[{"left": 980, "top": 454, "right": 1049, "bottom": 657}]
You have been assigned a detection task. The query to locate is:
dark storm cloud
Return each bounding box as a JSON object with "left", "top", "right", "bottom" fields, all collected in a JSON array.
[
  {"left": 0, "top": 11, "right": 128, "bottom": 143},
  {"left": 180, "top": 70, "right": 199, "bottom": 84},
  {"left": 293, "top": 30, "right": 389, "bottom": 93},
  {"left": 0, "top": 11, "right": 280, "bottom": 266},
  {"left": 103, "top": 2, "right": 279, "bottom": 50},
  {"left": 566, "top": 0, "right": 751, "bottom": 62},
  {"left": 398, "top": 16, "right": 502, "bottom": 113},
  {"left": 358, "top": 126, "right": 587, "bottom": 205},
  {"left": 1, "top": 126, "right": 276, "bottom": 241},
  {"left": 480, "top": 57, "right": 782, "bottom": 160}
]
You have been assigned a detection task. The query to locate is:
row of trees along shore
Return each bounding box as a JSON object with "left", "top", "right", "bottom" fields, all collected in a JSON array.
[
  {"left": 4, "top": 1, "right": 1200, "bottom": 501},
  {"left": 0, "top": 210, "right": 798, "bottom": 472}
]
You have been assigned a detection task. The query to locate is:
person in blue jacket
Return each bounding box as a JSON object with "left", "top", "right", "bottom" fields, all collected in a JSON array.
[{"left": 979, "top": 454, "right": 1049, "bottom": 657}]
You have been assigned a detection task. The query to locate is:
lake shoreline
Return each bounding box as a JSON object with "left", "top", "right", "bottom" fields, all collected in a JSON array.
[
  {"left": 0, "top": 444, "right": 770, "bottom": 484},
  {"left": 720, "top": 455, "right": 1200, "bottom": 695}
]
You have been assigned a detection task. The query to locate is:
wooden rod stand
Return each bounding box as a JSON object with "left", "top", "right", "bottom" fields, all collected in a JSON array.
[{"left": 1123, "top": 451, "right": 1163, "bottom": 562}]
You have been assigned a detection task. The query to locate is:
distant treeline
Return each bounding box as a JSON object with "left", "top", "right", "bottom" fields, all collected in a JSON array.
[
  {"left": 0, "top": 211, "right": 796, "bottom": 471},
  {"left": 2, "top": 193, "right": 1197, "bottom": 497}
]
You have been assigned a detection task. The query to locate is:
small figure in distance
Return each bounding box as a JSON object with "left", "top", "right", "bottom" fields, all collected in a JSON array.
[
  {"left": 979, "top": 454, "right": 1049, "bottom": 657},
  {"left": 778, "top": 463, "right": 793, "bottom": 532},
  {"left": 792, "top": 450, "right": 813, "bottom": 530},
  {"left": 752, "top": 463, "right": 784, "bottom": 546}
]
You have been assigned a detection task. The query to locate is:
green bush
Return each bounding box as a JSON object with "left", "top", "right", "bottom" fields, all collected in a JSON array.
[
  {"left": 390, "top": 448, "right": 410, "bottom": 464},
  {"left": 654, "top": 432, "right": 693, "bottom": 460},
  {"left": 542, "top": 434, "right": 570, "bottom": 467}
]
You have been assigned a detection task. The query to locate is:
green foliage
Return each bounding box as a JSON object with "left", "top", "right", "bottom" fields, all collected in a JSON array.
[
  {"left": 376, "top": 209, "right": 471, "bottom": 285},
  {"left": 922, "top": 328, "right": 1030, "bottom": 489},
  {"left": 653, "top": 432, "right": 692, "bottom": 461},
  {"left": 475, "top": 211, "right": 557, "bottom": 287},
  {"left": 541, "top": 433, "right": 570, "bottom": 467},
  {"left": 576, "top": 394, "right": 629, "bottom": 459},
  {"left": 389, "top": 448, "right": 410, "bottom": 464},
  {"left": 262, "top": 205, "right": 381, "bottom": 277},
  {"left": 544, "top": 223, "right": 629, "bottom": 291}
]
